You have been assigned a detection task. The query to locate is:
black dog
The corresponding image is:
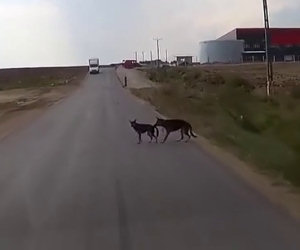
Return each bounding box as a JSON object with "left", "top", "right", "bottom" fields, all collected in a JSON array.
[{"left": 130, "top": 120, "right": 159, "bottom": 144}]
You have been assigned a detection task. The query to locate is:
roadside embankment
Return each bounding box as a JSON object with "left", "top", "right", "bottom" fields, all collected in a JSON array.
[
  {"left": 116, "top": 64, "right": 300, "bottom": 219},
  {"left": 0, "top": 66, "right": 87, "bottom": 139}
]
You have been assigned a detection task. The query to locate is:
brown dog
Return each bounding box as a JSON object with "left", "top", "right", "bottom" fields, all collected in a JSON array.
[{"left": 155, "top": 118, "right": 197, "bottom": 143}]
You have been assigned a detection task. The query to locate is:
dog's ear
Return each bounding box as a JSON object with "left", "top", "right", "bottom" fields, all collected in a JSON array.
[{"left": 134, "top": 119, "right": 137, "bottom": 123}]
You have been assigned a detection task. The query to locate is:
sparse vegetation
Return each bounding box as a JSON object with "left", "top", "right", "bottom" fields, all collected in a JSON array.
[
  {"left": 0, "top": 67, "right": 87, "bottom": 90},
  {"left": 132, "top": 65, "right": 300, "bottom": 186},
  {"left": 0, "top": 67, "right": 88, "bottom": 116}
]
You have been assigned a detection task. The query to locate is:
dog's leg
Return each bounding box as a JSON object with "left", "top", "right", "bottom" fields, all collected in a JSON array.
[
  {"left": 154, "top": 127, "right": 159, "bottom": 143},
  {"left": 147, "top": 131, "right": 152, "bottom": 143},
  {"left": 162, "top": 132, "right": 170, "bottom": 143},
  {"left": 184, "top": 127, "right": 191, "bottom": 143},
  {"left": 177, "top": 128, "right": 184, "bottom": 142}
]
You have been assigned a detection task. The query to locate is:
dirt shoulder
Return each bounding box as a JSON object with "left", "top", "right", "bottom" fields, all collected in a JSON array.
[
  {"left": 196, "top": 133, "right": 300, "bottom": 221},
  {"left": 116, "top": 66, "right": 156, "bottom": 88},
  {"left": 118, "top": 65, "right": 300, "bottom": 220},
  {"left": 0, "top": 85, "right": 81, "bottom": 140},
  {"left": 0, "top": 66, "right": 87, "bottom": 140}
]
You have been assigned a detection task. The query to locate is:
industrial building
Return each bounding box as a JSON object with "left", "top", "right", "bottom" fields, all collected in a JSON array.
[
  {"left": 199, "top": 28, "right": 300, "bottom": 64},
  {"left": 199, "top": 40, "right": 244, "bottom": 64}
]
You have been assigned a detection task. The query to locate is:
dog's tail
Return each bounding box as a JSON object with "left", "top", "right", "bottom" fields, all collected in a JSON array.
[{"left": 189, "top": 125, "right": 197, "bottom": 138}]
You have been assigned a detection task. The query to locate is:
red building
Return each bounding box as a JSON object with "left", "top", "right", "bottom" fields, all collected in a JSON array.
[{"left": 218, "top": 28, "right": 300, "bottom": 62}]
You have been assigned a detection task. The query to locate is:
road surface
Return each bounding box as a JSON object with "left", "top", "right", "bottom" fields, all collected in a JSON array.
[{"left": 0, "top": 68, "right": 299, "bottom": 250}]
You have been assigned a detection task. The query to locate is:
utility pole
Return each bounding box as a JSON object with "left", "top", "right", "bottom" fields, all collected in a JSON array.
[
  {"left": 150, "top": 50, "right": 153, "bottom": 67},
  {"left": 154, "top": 38, "right": 162, "bottom": 68},
  {"left": 165, "top": 49, "right": 168, "bottom": 63},
  {"left": 142, "top": 51, "right": 145, "bottom": 62},
  {"left": 135, "top": 51, "right": 138, "bottom": 62},
  {"left": 263, "top": 0, "right": 273, "bottom": 97}
]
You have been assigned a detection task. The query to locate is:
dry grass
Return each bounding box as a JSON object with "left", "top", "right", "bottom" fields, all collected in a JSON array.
[
  {"left": 132, "top": 64, "right": 300, "bottom": 186},
  {"left": 0, "top": 67, "right": 88, "bottom": 118},
  {"left": 0, "top": 66, "right": 88, "bottom": 91}
]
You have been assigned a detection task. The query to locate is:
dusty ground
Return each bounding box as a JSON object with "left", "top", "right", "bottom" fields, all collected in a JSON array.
[
  {"left": 0, "top": 66, "right": 87, "bottom": 139},
  {"left": 0, "top": 66, "right": 88, "bottom": 90},
  {"left": 201, "top": 62, "right": 300, "bottom": 94},
  {"left": 117, "top": 62, "right": 300, "bottom": 93},
  {"left": 116, "top": 66, "right": 155, "bottom": 88}
]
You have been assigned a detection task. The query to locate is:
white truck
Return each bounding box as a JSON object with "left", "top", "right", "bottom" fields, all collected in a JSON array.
[{"left": 89, "top": 58, "right": 100, "bottom": 74}]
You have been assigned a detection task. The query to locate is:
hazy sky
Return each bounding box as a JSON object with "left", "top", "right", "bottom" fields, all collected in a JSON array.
[{"left": 1, "top": 0, "right": 300, "bottom": 68}]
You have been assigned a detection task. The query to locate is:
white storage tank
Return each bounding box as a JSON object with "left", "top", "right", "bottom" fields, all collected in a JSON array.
[{"left": 199, "top": 40, "right": 244, "bottom": 64}]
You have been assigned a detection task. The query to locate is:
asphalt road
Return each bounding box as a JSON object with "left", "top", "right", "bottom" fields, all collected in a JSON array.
[{"left": 0, "top": 68, "right": 299, "bottom": 250}]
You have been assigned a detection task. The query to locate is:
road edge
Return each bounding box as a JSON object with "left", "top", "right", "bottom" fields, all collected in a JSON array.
[{"left": 116, "top": 67, "right": 300, "bottom": 221}]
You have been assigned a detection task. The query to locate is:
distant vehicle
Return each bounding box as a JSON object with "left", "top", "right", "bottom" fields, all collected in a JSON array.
[
  {"left": 122, "top": 60, "right": 141, "bottom": 69},
  {"left": 89, "top": 58, "right": 100, "bottom": 74}
]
